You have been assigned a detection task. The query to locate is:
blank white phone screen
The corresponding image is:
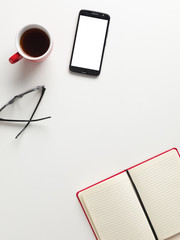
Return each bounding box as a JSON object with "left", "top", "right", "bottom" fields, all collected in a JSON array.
[{"left": 71, "top": 16, "right": 108, "bottom": 70}]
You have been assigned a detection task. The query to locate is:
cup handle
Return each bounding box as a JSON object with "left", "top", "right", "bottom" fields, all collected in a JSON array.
[{"left": 9, "top": 52, "right": 23, "bottom": 64}]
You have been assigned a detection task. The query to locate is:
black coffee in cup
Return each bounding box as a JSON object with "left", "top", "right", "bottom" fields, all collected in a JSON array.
[{"left": 20, "top": 28, "right": 50, "bottom": 57}]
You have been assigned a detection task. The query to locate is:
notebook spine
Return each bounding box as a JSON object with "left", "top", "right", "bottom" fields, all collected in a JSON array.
[{"left": 126, "top": 170, "right": 159, "bottom": 240}]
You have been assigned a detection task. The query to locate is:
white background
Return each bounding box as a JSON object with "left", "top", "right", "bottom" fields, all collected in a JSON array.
[{"left": 0, "top": 0, "right": 180, "bottom": 239}]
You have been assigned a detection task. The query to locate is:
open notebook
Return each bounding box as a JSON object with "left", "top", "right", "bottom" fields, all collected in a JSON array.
[{"left": 77, "top": 148, "right": 180, "bottom": 240}]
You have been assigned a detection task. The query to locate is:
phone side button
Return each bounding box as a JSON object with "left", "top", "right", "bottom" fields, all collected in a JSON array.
[{"left": 81, "top": 71, "right": 87, "bottom": 74}]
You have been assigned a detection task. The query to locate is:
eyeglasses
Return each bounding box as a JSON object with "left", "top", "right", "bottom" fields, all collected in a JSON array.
[{"left": 0, "top": 85, "right": 51, "bottom": 139}]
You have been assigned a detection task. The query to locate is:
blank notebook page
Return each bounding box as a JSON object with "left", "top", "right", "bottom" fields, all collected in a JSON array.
[
  {"left": 129, "top": 149, "right": 180, "bottom": 240},
  {"left": 165, "top": 233, "right": 180, "bottom": 240},
  {"left": 78, "top": 172, "right": 156, "bottom": 240}
]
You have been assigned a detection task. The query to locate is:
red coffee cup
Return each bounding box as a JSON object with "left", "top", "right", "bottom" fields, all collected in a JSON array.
[{"left": 9, "top": 24, "right": 53, "bottom": 64}]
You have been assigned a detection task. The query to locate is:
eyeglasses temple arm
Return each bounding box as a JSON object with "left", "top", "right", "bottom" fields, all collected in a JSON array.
[{"left": 0, "top": 116, "right": 51, "bottom": 122}]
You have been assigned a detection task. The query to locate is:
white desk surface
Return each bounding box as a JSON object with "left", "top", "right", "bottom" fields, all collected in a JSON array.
[{"left": 1, "top": 0, "right": 180, "bottom": 239}]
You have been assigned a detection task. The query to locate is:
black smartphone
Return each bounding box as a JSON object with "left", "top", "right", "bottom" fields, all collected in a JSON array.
[{"left": 69, "top": 10, "right": 110, "bottom": 76}]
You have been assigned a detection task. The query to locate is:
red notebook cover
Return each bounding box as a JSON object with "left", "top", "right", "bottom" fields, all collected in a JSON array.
[{"left": 76, "top": 147, "right": 180, "bottom": 240}]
